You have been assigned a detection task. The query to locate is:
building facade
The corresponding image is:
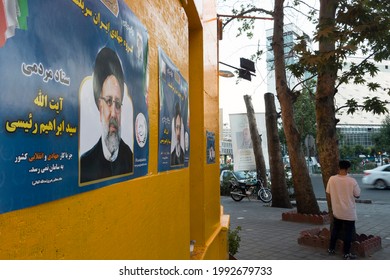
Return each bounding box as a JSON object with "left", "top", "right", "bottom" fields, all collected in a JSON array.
[
  {"left": 336, "top": 57, "right": 390, "bottom": 148},
  {"left": 219, "top": 109, "right": 232, "bottom": 164}
]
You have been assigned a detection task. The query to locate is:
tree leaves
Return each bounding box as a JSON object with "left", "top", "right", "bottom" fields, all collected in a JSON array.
[{"left": 338, "top": 96, "right": 389, "bottom": 115}]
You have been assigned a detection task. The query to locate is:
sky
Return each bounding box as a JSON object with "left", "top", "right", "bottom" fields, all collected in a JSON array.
[{"left": 217, "top": 0, "right": 319, "bottom": 125}]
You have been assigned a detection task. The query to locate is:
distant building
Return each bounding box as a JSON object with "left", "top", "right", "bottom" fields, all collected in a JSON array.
[
  {"left": 219, "top": 109, "right": 233, "bottom": 164},
  {"left": 220, "top": 137, "right": 233, "bottom": 161},
  {"left": 335, "top": 57, "right": 390, "bottom": 147}
]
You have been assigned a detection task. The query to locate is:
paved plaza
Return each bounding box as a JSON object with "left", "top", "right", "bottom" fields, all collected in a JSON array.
[{"left": 221, "top": 196, "right": 390, "bottom": 260}]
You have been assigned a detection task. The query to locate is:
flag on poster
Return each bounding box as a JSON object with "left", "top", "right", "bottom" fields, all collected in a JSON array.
[
  {"left": 17, "top": 0, "right": 29, "bottom": 30},
  {"left": 0, "top": 0, "right": 28, "bottom": 47},
  {"left": 0, "top": 0, "right": 18, "bottom": 46}
]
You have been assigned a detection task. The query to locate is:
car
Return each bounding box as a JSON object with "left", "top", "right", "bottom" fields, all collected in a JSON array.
[
  {"left": 220, "top": 170, "right": 256, "bottom": 186},
  {"left": 362, "top": 164, "right": 390, "bottom": 190}
]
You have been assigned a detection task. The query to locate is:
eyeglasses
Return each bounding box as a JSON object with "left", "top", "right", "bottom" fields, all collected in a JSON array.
[{"left": 99, "top": 96, "right": 122, "bottom": 110}]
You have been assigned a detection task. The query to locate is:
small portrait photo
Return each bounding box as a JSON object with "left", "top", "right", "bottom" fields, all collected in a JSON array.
[
  {"left": 208, "top": 144, "right": 216, "bottom": 164},
  {"left": 239, "top": 126, "right": 252, "bottom": 149},
  {"left": 170, "top": 102, "right": 185, "bottom": 166},
  {"left": 79, "top": 47, "right": 134, "bottom": 185},
  {"left": 206, "top": 131, "right": 216, "bottom": 164}
]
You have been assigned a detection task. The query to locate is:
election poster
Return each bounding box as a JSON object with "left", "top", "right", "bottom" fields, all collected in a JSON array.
[
  {"left": 0, "top": 0, "right": 149, "bottom": 214},
  {"left": 229, "top": 113, "right": 269, "bottom": 171},
  {"left": 206, "top": 131, "right": 216, "bottom": 164},
  {"left": 158, "top": 47, "right": 189, "bottom": 172}
]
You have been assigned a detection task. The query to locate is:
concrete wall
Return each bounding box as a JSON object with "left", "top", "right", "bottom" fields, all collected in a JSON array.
[{"left": 0, "top": 0, "right": 228, "bottom": 260}]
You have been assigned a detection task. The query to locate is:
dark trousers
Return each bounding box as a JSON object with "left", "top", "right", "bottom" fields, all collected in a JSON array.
[{"left": 329, "top": 217, "right": 355, "bottom": 255}]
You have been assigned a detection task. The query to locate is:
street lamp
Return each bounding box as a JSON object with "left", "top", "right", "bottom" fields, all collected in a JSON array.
[{"left": 219, "top": 69, "right": 235, "bottom": 78}]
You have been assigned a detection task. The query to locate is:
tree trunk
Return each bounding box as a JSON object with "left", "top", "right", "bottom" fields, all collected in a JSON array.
[
  {"left": 273, "top": 0, "right": 320, "bottom": 214},
  {"left": 264, "top": 92, "right": 292, "bottom": 208},
  {"left": 316, "top": 0, "right": 339, "bottom": 213},
  {"left": 243, "top": 95, "right": 268, "bottom": 187}
]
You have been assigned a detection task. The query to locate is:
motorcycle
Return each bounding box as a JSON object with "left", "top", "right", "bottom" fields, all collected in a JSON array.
[{"left": 230, "top": 177, "right": 272, "bottom": 203}]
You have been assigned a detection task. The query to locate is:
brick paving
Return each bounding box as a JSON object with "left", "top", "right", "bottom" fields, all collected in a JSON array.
[{"left": 221, "top": 196, "right": 390, "bottom": 260}]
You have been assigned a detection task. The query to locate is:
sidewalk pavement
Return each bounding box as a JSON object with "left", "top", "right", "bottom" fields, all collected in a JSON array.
[{"left": 221, "top": 196, "right": 390, "bottom": 260}]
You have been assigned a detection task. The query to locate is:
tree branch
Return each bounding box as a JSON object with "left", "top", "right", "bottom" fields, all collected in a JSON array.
[
  {"left": 220, "top": 8, "right": 273, "bottom": 29},
  {"left": 291, "top": 73, "right": 318, "bottom": 93},
  {"left": 335, "top": 50, "right": 380, "bottom": 89},
  {"left": 334, "top": 104, "right": 360, "bottom": 114},
  {"left": 291, "top": 0, "right": 319, "bottom": 12},
  {"left": 284, "top": 5, "right": 317, "bottom": 19}
]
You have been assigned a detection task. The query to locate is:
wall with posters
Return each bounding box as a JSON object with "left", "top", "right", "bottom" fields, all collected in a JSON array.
[{"left": 0, "top": 0, "right": 227, "bottom": 260}]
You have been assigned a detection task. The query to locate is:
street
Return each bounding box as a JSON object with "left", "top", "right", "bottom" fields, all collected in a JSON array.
[{"left": 310, "top": 174, "right": 390, "bottom": 204}]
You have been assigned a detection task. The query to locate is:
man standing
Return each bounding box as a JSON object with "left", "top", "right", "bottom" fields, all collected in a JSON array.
[
  {"left": 80, "top": 47, "right": 133, "bottom": 183},
  {"left": 326, "top": 160, "right": 361, "bottom": 259},
  {"left": 171, "top": 102, "right": 184, "bottom": 166}
]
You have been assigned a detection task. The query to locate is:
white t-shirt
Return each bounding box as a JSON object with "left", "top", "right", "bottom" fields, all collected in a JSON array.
[{"left": 326, "top": 174, "right": 361, "bottom": 221}]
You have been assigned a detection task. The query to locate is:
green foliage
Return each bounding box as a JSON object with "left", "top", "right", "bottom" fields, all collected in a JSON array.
[
  {"left": 339, "top": 144, "right": 375, "bottom": 158},
  {"left": 293, "top": 0, "right": 390, "bottom": 118},
  {"left": 362, "top": 162, "right": 377, "bottom": 170},
  {"left": 339, "top": 145, "right": 352, "bottom": 159},
  {"left": 344, "top": 95, "right": 389, "bottom": 116},
  {"left": 278, "top": 80, "right": 317, "bottom": 149},
  {"left": 338, "top": 144, "right": 380, "bottom": 173},
  {"left": 250, "top": 50, "right": 264, "bottom": 63},
  {"left": 353, "top": 145, "right": 365, "bottom": 156},
  {"left": 228, "top": 226, "right": 241, "bottom": 256},
  {"left": 373, "top": 115, "right": 390, "bottom": 153},
  {"left": 293, "top": 82, "right": 317, "bottom": 140},
  {"left": 362, "top": 97, "right": 389, "bottom": 114}
]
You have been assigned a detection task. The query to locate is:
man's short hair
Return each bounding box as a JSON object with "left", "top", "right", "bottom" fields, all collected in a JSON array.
[
  {"left": 93, "top": 47, "right": 124, "bottom": 108},
  {"left": 339, "top": 160, "right": 351, "bottom": 170}
]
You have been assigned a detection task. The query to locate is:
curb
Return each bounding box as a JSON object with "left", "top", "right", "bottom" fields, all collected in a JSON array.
[{"left": 314, "top": 198, "right": 372, "bottom": 204}]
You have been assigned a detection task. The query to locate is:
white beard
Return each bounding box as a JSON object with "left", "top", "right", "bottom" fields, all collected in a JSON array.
[
  {"left": 176, "top": 142, "right": 181, "bottom": 157},
  {"left": 102, "top": 117, "right": 121, "bottom": 156}
]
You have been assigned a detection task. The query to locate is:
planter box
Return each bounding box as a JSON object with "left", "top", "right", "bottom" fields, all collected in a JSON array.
[
  {"left": 298, "top": 227, "right": 382, "bottom": 257},
  {"left": 282, "top": 210, "right": 330, "bottom": 224}
]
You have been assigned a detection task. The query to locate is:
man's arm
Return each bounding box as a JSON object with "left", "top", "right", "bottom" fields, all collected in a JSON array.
[{"left": 353, "top": 181, "right": 361, "bottom": 198}]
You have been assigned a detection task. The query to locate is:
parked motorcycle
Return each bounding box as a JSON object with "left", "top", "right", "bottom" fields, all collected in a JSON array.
[{"left": 230, "top": 177, "right": 272, "bottom": 203}]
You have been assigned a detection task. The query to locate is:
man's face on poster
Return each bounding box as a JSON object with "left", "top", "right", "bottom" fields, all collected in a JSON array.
[
  {"left": 243, "top": 127, "right": 250, "bottom": 141},
  {"left": 175, "top": 115, "right": 181, "bottom": 145},
  {"left": 99, "top": 75, "right": 122, "bottom": 154}
]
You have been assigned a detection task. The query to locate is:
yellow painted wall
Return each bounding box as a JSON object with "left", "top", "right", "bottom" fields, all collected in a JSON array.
[{"left": 0, "top": 0, "right": 228, "bottom": 260}]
